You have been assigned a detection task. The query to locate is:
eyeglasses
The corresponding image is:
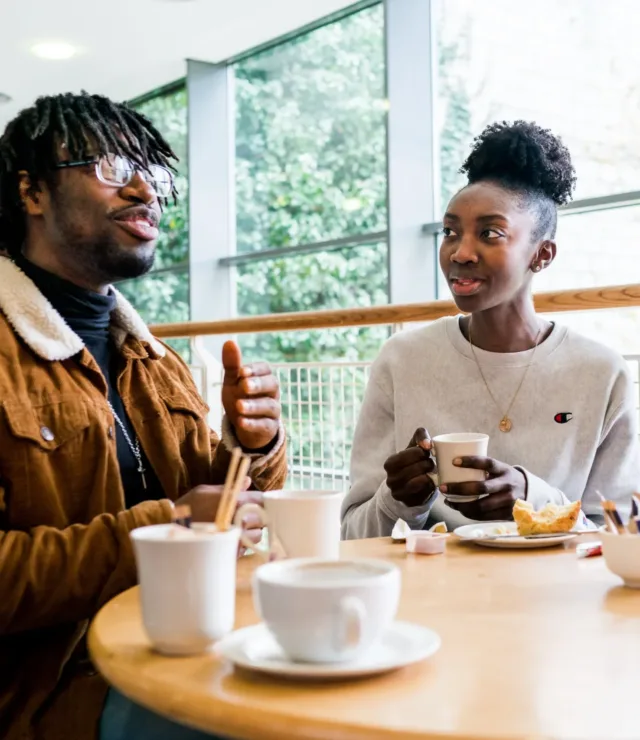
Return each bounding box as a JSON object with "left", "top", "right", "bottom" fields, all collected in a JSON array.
[{"left": 54, "top": 153, "right": 174, "bottom": 199}]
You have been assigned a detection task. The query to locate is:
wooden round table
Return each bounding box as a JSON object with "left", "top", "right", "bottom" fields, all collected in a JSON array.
[{"left": 88, "top": 537, "right": 640, "bottom": 740}]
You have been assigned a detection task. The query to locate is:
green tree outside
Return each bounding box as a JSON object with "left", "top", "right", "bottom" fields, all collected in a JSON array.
[
  {"left": 117, "top": 3, "right": 471, "bottom": 485},
  {"left": 234, "top": 4, "right": 389, "bottom": 363},
  {"left": 119, "top": 88, "right": 191, "bottom": 357}
]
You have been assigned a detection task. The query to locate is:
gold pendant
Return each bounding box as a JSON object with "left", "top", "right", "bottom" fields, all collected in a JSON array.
[{"left": 499, "top": 417, "right": 512, "bottom": 433}]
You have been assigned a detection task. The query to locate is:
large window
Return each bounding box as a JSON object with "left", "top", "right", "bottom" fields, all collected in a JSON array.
[
  {"left": 234, "top": 3, "right": 388, "bottom": 363},
  {"left": 119, "top": 87, "right": 190, "bottom": 356},
  {"left": 436, "top": 0, "right": 640, "bottom": 206},
  {"left": 123, "top": 0, "right": 640, "bottom": 359},
  {"left": 108, "top": 0, "right": 640, "bottom": 491},
  {"left": 436, "top": 0, "right": 640, "bottom": 353}
]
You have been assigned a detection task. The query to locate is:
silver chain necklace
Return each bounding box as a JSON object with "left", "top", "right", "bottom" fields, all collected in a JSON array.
[{"left": 107, "top": 400, "right": 147, "bottom": 489}]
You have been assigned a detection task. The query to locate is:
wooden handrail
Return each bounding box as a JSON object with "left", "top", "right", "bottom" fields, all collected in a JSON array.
[{"left": 150, "top": 283, "right": 640, "bottom": 338}]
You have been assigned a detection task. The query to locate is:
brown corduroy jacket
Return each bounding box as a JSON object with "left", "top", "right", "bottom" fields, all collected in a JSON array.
[{"left": 0, "top": 256, "right": 287, "bottom": 740}]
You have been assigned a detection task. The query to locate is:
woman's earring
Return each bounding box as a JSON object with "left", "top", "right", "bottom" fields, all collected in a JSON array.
[{"left": 532, "top": 264, "right": 542, "bottom": 273}]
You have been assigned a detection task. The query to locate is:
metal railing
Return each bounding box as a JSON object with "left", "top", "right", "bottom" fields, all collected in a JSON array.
[
  {"left": 191, "top": 344, "right": 640, "bottom": 491},
  {"left": 174, "top": 286, "right": 640, "bottom": 489},
  {"left": 275, "top": 362, "right": 371, "bottom": 490}
]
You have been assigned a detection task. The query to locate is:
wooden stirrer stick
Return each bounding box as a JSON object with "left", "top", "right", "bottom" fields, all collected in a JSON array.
[
  {"left": 220, "top": 456, "right": 251, "bottom": 531},
  {"left": 215, "top": 448, "right": 241, "bottom": 530}
]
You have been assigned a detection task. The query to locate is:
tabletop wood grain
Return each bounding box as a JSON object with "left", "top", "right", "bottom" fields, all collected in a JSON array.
[{"left": 88, "top": 537, "right": 640, "bottom": 740}]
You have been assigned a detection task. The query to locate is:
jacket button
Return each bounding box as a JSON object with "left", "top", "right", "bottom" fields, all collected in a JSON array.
[{"left": 40, "top": 426, "right": 55, "bottom": 442}]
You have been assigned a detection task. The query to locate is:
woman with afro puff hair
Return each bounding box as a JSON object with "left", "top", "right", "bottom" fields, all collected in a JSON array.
[{"left": 342, "top": 120, "right": 640, "bottom": 537}]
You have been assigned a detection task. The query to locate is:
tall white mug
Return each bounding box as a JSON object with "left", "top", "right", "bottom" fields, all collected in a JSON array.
[
  {"left": 235, "top": 490, "right": 342, "bottom": 560},
  {"left": 432, "top": 432, "right": 489, "bottom": 485},
  {"left": 131, "top": 523, "right": 240, "bottom": 655}
]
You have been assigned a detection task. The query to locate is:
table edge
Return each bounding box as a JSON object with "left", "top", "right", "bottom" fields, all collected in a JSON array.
[{"left": 88, "top": 587, "right": 502, "bottom": 740}]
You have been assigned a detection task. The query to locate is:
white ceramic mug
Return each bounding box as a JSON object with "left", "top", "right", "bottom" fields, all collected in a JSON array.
[
  {"left": 254, "top": 558, "right": 401, "bottom": 663},
  {"left": 234, "top": 489, "right": 342, "bottom": 560},
  {"left": 431, "top": 433, "right": 489, "bottom": 484},
  {"left": 431, "top": 433, "right": 489, "bottom": 503},
  {"left": 131, "top": 523, "right": 240, "bottom": 655}
]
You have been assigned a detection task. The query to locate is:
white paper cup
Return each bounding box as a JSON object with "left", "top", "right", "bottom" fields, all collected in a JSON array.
[
  {"left": 254, "top": 558, "right": 401, "bottom": 663},
  {"left": 235, "top": 490, "right": 342, "bottom": 560},
  {"left": 131, "top": 523, "right": 240, "bottom": 655},
  {"left": 432, "top": 433, "right": 489, "bottom": 501}
]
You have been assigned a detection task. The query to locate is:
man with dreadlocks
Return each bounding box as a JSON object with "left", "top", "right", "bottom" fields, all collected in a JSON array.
[{"left": 0, "top": 92, "right": 287, "bottom": 739}]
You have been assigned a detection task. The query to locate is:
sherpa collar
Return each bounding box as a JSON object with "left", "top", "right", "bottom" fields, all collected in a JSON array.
[{"left": 0, "top": 256, "right": 166, "bottom": 361}]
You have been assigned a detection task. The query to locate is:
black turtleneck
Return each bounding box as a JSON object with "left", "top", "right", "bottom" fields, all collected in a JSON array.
[{"left": 14, "top": 253, "right": 164, "bottom": 508}]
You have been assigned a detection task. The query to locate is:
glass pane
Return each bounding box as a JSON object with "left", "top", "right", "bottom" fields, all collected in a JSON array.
[
  {"left": 436, "top": 0, "right": 640, "bottom": 207},
  {"left": 434, "top": 205, "right": 640, "bottom": 355},
  {"left": 117, "top": 269, "right": 190, "bottom": 358},
  {"left": 237, "top": 242, "right": 389, "bottom": 363},
  {"left": 536, "top": 207, "right": 640, "bottom": 292},
  {"left": 234, "top": 4, "right": 387, "bottom": 254},
  {"left": 134, "top": 88, "right": 189, "bottom": 270},
  {"left": 549, "top": 309, "right": 640, "bottom": 356},
  {"left": 239, "top": 325, "right": 390, "bottom": 366},
  {"left": 437, "top": 206, "right": 640, "bottom": 297},
  {"left": 135, "top": 89, "right": 188, "bottom": 169},
  {"left": 538, "top": 206, "right": 640, "bottom": 355}
]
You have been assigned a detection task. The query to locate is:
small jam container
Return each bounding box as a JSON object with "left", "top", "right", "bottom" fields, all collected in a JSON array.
[{"left": 406, "top": 531, "right": 447, "bottom": 555}]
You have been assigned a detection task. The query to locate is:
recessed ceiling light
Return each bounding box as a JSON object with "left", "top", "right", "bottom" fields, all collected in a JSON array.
[
  {"left": 31, "top": 42, "right": 78, "bottom": 60},
  {"left": 0, "top": 93, "right": 12, "bottom": 105}
]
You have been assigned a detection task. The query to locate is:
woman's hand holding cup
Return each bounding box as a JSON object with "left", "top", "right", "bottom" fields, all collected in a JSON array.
[
  {"left": 383, "top": 427, "right": 438, "bottom": 507},
  {"left": 441, "top": 457, "right": 526, "bottom": 520}
]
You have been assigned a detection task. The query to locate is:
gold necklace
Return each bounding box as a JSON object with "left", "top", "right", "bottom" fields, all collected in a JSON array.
[{"left": 468, "top": 320, "right": 543, "bottom": 433}]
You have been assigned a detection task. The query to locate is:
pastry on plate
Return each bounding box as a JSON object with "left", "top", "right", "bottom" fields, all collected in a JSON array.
[{"left": 513, "top": 499, "right": 582, "bottom": 536}]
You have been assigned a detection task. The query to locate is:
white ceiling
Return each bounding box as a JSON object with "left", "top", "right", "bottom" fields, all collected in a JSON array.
[{"left": 0, "top": 0, "right": 354, "bottom": 129}]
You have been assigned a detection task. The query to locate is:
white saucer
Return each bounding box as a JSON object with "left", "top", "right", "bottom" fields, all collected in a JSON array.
[
  {"left": 216, "top": 621, "right": 441, "bottom": 679},
  {"left": 454, "top": 521, "right": 578, "bottom": 549}
]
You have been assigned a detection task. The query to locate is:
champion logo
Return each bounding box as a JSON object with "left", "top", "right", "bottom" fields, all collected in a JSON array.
[{"left": 554, "top": 412, "right": 573, "bottom": 424}]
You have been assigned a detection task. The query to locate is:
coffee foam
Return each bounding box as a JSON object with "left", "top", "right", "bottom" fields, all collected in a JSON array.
[{"left": 263, "top": 560, "right": 388, "bottom": 586}]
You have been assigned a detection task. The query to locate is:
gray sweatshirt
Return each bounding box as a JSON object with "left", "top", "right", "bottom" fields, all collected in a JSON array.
[{"left": 341, "top": 317, "right": 640, "bottom": 538}]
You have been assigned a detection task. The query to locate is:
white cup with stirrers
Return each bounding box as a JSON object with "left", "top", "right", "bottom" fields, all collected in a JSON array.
[{"left": 131, "top": 450, "right": 250, "bottom": 655}]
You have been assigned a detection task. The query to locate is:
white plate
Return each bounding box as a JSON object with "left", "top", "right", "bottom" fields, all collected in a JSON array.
[
  {"left": 216, "top": 621, "right": 441, "bottom": 679},
  {"left": 454, "top": 521, "right": 578, "bottom": 549}
]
